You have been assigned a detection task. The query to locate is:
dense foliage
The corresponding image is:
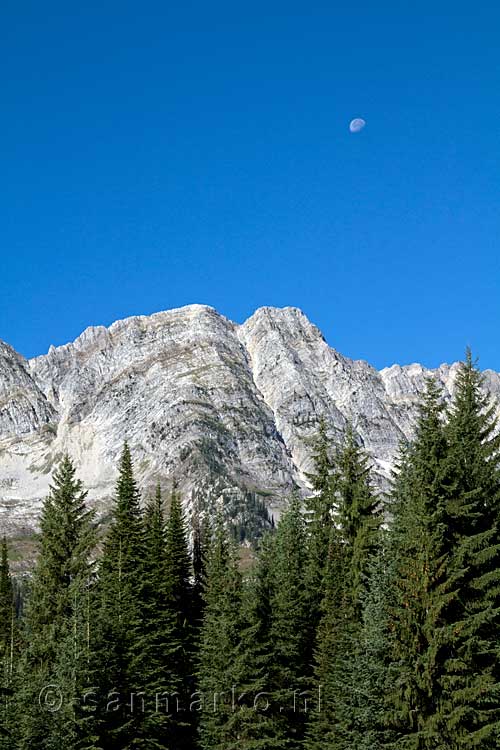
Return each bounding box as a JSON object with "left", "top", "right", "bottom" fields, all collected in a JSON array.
[{"left": 1, "top": 353, "right": 500, "bottom": 748}]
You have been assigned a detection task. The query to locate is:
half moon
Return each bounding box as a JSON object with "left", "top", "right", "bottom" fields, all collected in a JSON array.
[{"left": 349, "top": 118, "right": 366, "bottom": 133}]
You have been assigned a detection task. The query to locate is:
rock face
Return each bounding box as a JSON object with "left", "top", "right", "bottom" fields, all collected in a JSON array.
[{"left": 1, "top": 305, "right": 499, "bottom": 537}]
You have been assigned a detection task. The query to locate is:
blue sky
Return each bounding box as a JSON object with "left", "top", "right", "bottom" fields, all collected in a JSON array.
[{"left": 2, "top": 1, "right": 499, "bottom": 370}]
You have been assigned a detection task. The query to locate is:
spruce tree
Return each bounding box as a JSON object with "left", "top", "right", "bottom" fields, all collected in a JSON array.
[
  {"left": 192, "top": 500, "right": 211, "bottom": 632},
  {"left": 305, "top": 524, "right": 349, "bottom": 750},
  {"left": 305, "top": 418, "right": 337, "bottom": 631},
  {"left": 197, "top": 514, "right": 243, "bottom": 750},
  {"left": 134, "top": 484, "right": 184, "bottom": 748},
  {"left": 350, "top": 543, "right": 398, "bottom": 750},
  {"left": 0, "top": 539, "right": 14, "bottom": 667},
  {"left": 385, "top": 359, "right": 500, "bottom": 748},
  {"left": 49, "top": 569, "right": 101, "bottom": 750},
  {"left": 307, "top": 424, "right": 381, "bottom": 750},
  {"left": 24, "top": 455, "right": 96, "bottom": 651},
  {"left": 0, "top": 538, "right": 16, "bottom": 748},
  {"left": 350, "top": 446, "right": 412, "bottom": 750},
  {"left": 435, "top": 352, "right": 500, "bottom": 747},
  {"left": 383, "top": 378, "right": 455, "bottom": 749},
  {"left": 268, "top": 497, "right": 311, "bottom": 750},
  {"left": 18, "top": 455, "right": 98, "bottom": 750},
  {"left": 95, "top": 443, "right": 145, "bottom": 750},
  {"left": 336, "top": 423, "right": 381, "bottom": 613},
  {"left": 219, "top": 550, "right": 288, "bottom": 750},
  {"left": 163, "top": 483, "right": 198, "bottom": 747},
  {"left": 165, "top": 485, "right": 194, "bottom": 668}
]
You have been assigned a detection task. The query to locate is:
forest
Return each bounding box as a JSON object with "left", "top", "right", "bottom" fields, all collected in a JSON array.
[{"left": 0, "top": 352, "right": 499, "bottom": 749}]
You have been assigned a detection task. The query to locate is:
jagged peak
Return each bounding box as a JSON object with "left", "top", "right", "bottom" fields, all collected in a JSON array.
[
  {"left": 31, "top": 304, "right": 318, "bottom": 364},
  {"left": 0, "top": 339, "right": 29, "bottom": 366},
  {"left": 241, "top": 305, "right": 326, "bottom": 343},
  {"left": 380, "top": 361, "right": 457, "bottom": 378},
  {"left": 243, "top": 305, "right": 309, "bottom": 324},
  {"left": 30, "top": 304, "right": 223, "bottom": 362},
  {"left": 3, "top": 301, "right": 500, "bottom": 543}
]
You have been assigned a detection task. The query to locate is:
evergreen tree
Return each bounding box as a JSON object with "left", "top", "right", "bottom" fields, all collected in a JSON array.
[
  {"left": 18, "top": 455, "right": 98, "bottom": 750},
  {"left": 304, "top": 418, "right": 337, "bottom": 630},
  {"left": 268, "top": 497, "right": 311, "bottom": 750},
  {"left": 192, "top": 499, "right": 212, "bottom": 632},
  {"left": 305, "top": 524, "right": 349, "bottom": 750},
  {"left": 95, "top": 443, "right": 145, "bottom": 750},
  {"left": 134, "top": 483, "right": 184, "bottom": 748},
  {"left": 384, "top": 360, "right": 500, "bottom": 748},
  {"left": 197, "top": 514, "right": 244, "bottom": 749},
  {"left": 218, "top": 550, "right": 288, "bottom": 750},
  {"left": 350, "top": 543, "right": 398, "bottom": 750},
  {"left": 165, "top": 485, "right": 194, "bottom": 665},
  {"left": 4, "top": 351, "right": 499, "bottom": 750},
  {"left": 351, "top": 446, "right": 414, "bottom": 750},
  {"left": 336, "top": 423, "right": 381, "bottom": 613},
  {"left": 0, "top": 539, "right": 14, "bottom": 667},
  {"left": 307, "top": 424, "right": 381, "bottom": 750},
  {"left": 24, "top": 456, "right": 96, "bottom": 652},
  {"left": 49, "top": 570, "right": 101, "bottom": 750},
  {"left": 164, "top": 483, "right": 198, "bottom": 747},
  {"left": 435, "top": 352, "right": 500, "bottom": 747},
  {"left": 0, "top": 538, "right": 16, "bottom": 748},
  {"left": 383, "top": 378, "right": 455, "bottom": 749}
]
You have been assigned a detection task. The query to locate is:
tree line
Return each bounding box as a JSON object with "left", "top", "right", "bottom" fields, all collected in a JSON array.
[{"left": 0, "top": 351, "right": 499, "bottom": 749}]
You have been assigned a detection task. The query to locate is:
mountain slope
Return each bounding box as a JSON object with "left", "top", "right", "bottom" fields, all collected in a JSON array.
[{"left": 1, "top": 305, "right": 499, "bottom": 536}]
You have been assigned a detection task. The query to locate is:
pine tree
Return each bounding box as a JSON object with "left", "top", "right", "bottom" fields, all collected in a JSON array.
[
  {"left": 95, "top": 443, "right": 145, "bottom": 750},
  {"left": 18, "top": 455, "right": 98, "bottom": 750}
]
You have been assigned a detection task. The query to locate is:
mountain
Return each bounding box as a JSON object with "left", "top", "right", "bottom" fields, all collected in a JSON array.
[{"left": 2, "top": 305, "right": 500, "bottom": 538}]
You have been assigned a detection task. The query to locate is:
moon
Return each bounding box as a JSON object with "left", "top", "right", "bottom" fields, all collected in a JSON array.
[{"left": 349, "top": 118, "right": 366, "bottom": 133}]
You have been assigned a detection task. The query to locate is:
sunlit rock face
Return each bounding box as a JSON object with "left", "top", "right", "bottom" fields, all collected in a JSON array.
[
  {"left": 1, "top": 305, "right": 499, "bottom": 537},
  {"left": 0, "top": 341, "right": 56, "bottom": 437}
]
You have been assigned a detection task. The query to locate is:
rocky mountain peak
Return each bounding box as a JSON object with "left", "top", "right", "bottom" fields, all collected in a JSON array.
[{"left": 1, "top": 305, "right": 500, "bottom": 538}]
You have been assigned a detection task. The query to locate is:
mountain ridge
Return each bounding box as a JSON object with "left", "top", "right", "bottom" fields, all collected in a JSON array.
[{"left": 2, "top": 304, "right": 500, "bottom": 538}]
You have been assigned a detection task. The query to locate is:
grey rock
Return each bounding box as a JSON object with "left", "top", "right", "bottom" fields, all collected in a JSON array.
[{"left": 0, "top": 305, "right": 498, "bottom": 536}]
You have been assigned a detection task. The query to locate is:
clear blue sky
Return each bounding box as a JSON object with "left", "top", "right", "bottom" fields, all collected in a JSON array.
[{"left": 2, "top": 1, "right": 499, "bottom": 370}]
